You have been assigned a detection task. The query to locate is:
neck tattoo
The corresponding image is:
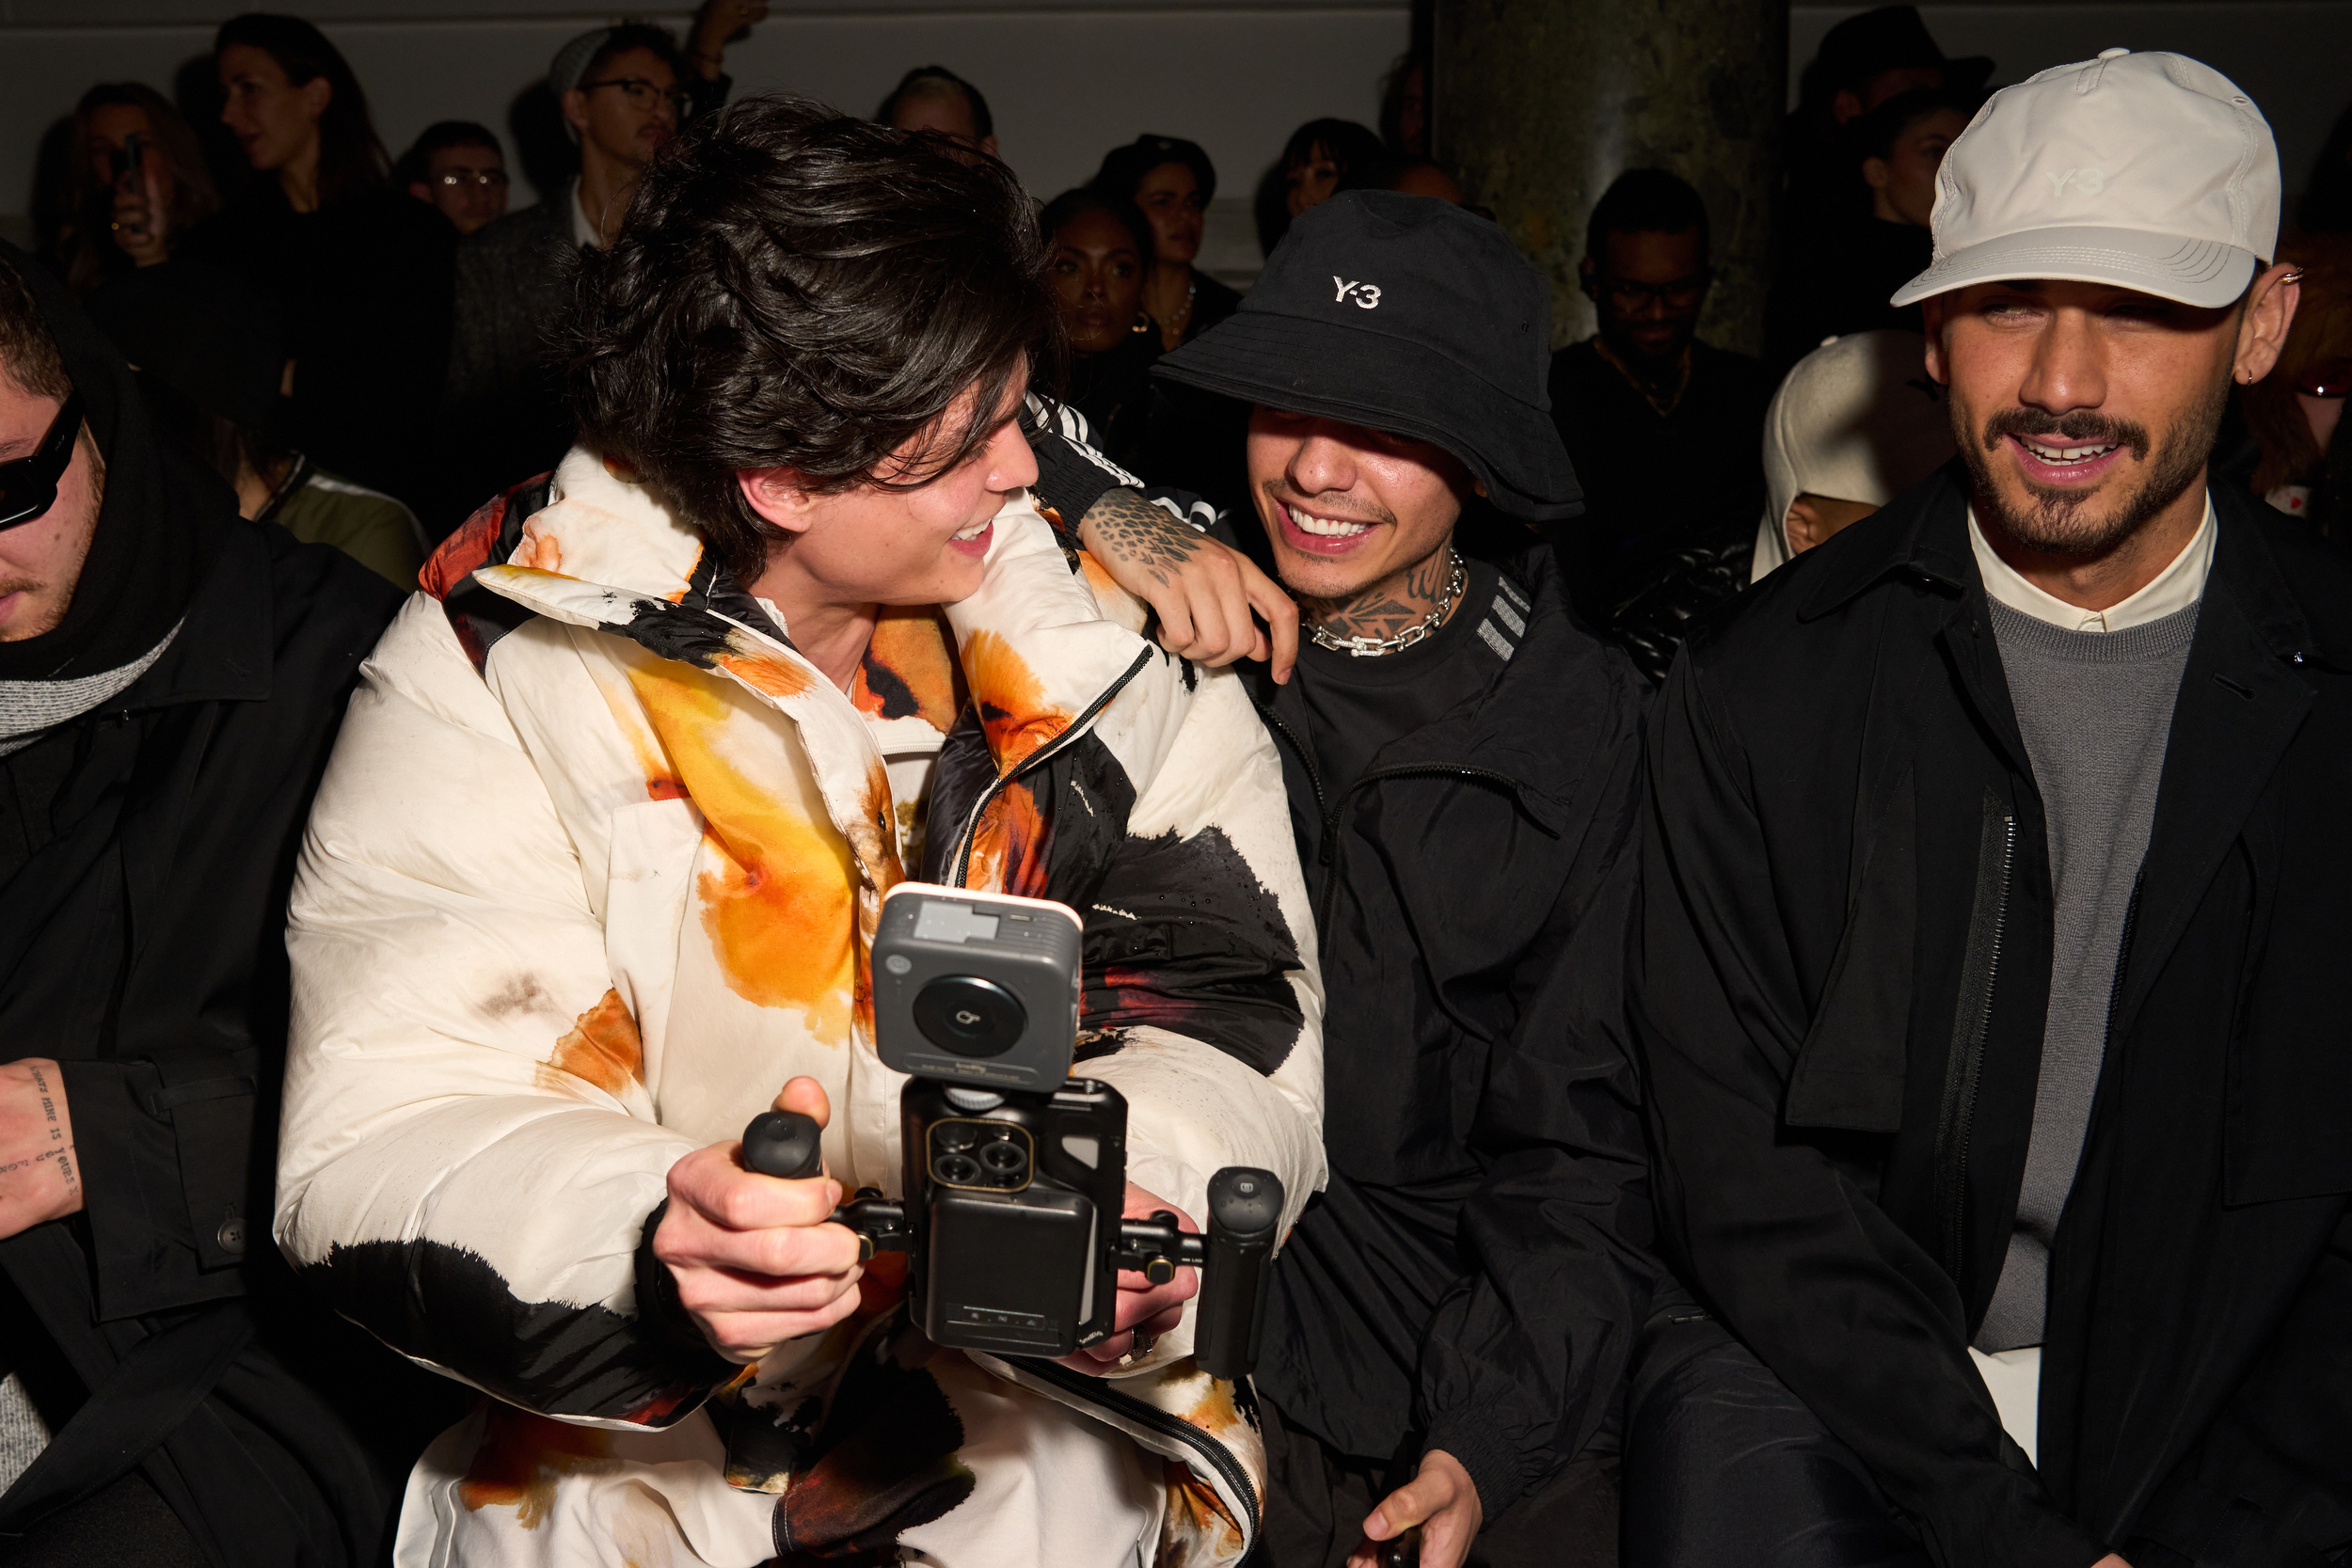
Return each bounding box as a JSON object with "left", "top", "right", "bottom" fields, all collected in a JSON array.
[{"left": 1305, "top": 547, "right": 1466, "bottom": 657}]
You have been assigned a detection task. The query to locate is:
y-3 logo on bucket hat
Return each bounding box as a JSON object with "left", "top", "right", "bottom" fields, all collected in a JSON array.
[{"left": 1332, "top": 277, "right": 1383, "bottom": 309}]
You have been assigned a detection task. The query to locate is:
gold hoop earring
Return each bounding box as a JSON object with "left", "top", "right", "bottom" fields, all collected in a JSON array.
[{"left": 1131, "top": 312, "right": 1152, "bottom": 334}]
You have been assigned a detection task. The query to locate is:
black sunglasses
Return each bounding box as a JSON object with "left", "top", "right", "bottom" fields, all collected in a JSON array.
[{"left": 0, "top": 391, "right": 85, "bottom": 531}]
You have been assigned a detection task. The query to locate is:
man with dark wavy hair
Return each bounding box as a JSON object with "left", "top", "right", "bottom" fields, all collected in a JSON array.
[{"left": 275, "top": 95, "right": 1325, "bottom": 1568}]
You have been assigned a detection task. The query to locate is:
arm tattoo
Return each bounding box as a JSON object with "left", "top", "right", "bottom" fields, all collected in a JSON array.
[
  {"left": 1079, "top": 488, "right": 1203, "bottom": 588},
  {"left": 1301, "top": 547, "right": 1457, "bottom": 642}
]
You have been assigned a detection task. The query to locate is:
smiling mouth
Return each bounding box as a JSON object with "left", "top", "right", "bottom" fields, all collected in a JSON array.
[
  {"left": 2015, "top": 436, "right": 2119, "bottom": 467},
  {"left": 951, "top": 518, "right": 991, "bottom": 542},
  {"left": 1283, "top": 503, "right": 1375, "bottom": 540}
]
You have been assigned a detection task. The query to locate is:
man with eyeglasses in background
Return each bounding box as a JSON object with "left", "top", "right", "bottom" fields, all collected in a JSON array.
[
  {"left": 397, "top": 120, "right": 510, "bottom": 237},
  {"left": 438, "top": 3, "right": 766, "bottom": 535},
  {"left": 1547, "top": 168, "right": 1772, "bottom": 669}
]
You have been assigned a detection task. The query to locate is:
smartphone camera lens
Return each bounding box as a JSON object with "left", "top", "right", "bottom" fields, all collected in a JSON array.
[
  {"left": 912, "top": 974, "right": 1026, "bottom": 1058},
  {"left": 934, "top": 1152, "right": 982, "bottom": 1186},
  {"left": 979, "top": 1138, "right": 1026, "bottom": 1175},
  {"left": 934, "top": 1121, "right": 981, "bottom": 1152}
]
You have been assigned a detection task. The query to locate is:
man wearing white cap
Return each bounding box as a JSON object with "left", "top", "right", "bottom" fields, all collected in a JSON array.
[{"left": 1629, "top": 50, "right": 2345, "bottom": 1568}]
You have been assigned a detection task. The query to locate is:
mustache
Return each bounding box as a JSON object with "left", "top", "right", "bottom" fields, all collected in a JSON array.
[
  {"left": 1980, "top": 406, "right": 2152, "bottom": 463},
  {"left": 1261, "top": 479, "right": 1396, "bottom": 529}
]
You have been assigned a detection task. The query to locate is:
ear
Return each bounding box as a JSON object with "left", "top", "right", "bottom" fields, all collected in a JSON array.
[
  {"left": 1919, "top": 293, "right": 1953, "bottom": 387},
  {"left": 1832, "top": 88, "right": 1865, "bottom": 125},
  {"left": 1862, "top": 156, "right": 1893, "bottom": 193},
  {"left": 408, "top": 181, "right": 433, "bottom": 203},
  {"left": 738, "top": 467, "right": 818, "bottom": 536},
  {"left": 1784, "top": 498, "right": 1820, "bottom": 554},
  {"left": 562, "top": 88, "right": 591, "bottom": 135},
  {"left": 301, "top": 74, "right": 332, "bottom": 122},
  {"left": 2233, "top": 261, "right": 2303, "bottom": 388}
]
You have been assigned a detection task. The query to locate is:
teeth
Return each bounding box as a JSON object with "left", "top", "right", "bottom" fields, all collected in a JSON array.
[
  {"left": 952, "top": 520, "right": 990, "bottom": 540},
  {"left": 1287, "top": 505, "right": 1371, "bottom": 538},
  {"left": 2022, "top": 437, "right": 2116, "bottom": 464}
]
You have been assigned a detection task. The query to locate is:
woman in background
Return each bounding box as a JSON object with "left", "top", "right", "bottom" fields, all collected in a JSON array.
[
  {"left": 181, "top": 12, "right": 453, "bottom": 514},
  {"left": 2242, "top": 234, "right": 2351, "bottom": 531},
  {"left": 1255, "top": 118, "right": 1387, "bottom": 255},
  {"left": 1091, "top": 135, "right": 1241, "bottom": 352},
  {"left": 1040, "top": 187, "right": 1161, "bottom": 475},
  {"left": 55, "top": 84, "right": 220, "bottom": 296}
]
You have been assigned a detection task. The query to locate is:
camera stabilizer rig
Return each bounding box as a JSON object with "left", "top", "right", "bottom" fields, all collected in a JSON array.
[{"left": 736, "top": 882, "right": 1284, "bottom": 1380}]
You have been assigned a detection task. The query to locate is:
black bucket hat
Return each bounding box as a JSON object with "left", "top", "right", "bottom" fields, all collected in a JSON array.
[{"left": 1152, "top": 190, "right": 1581, "bottom": 522}]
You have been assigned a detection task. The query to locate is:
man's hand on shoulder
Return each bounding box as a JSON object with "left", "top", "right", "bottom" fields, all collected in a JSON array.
[
  {"left": 1077, "top": 488, "right": 1299, "bottom": 683},
  {"left": 1351, "top": 1449, "right": 1482, "bottom": 1568},
  {"left": 0, "top": 1058, "right": 84, "bottom": 1241}
]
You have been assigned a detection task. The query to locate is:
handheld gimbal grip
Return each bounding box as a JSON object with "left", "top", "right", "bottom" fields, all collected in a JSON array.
[
  {"left": 1195, "top": 1167, "right": 1283, "bottom": 1382},
  {"left": 741, "top": 1110, "right": 825, "bottom": 1181}
]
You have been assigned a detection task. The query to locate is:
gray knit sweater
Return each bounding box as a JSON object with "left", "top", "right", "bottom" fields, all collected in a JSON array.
[{"left": 1976, "top": 596, "right": 2201, "bottom": 1352}]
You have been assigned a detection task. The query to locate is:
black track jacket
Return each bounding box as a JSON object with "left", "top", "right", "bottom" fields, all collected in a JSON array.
[
  {"left": 1242, "top": 541, "right": 1659, "bottom": 1517},
  {"left": 1639, "top": 467, "right": 2352, "bottom": 1568}
]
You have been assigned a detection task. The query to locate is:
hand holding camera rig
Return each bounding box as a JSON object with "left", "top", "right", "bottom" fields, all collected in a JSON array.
[{"left": 738, "top": 883, "right": 1283, "bottom": 1380}]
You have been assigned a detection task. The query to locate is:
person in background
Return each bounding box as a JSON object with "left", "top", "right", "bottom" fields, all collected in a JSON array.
[
  {"left": 1259, "top": 119, "right": 1388, "bottom": 256},
  {"left": 54, "top": 84, "right": 219, "bottom": 297},
  {"left": 1783, "top": 6, "right": 1991, "bottom": 236},
  {"left": 90, "top": 263, "right": 424, "bottom": 588},
  {"left": 1040, "top": 187, "right": 1160, "bottom": 475},
  {"left": 394, "top": 119, "right": 508, "bottom": 236},
  {"left": 2240, "top": 235, "right": 2349, "bottom": 529},
  {"left": 1634, "top": 50, "right": 2348, "bottom": 1568},
  {"left": 1748, "top": 329, "right": 1957, "bottom": 580},
  {"left": 1386, "top": 156, "right": 1464, "bottom": 204},
  {"left": 0, "top": 241, "right": 437, "bottom": 1568},
  {"left": 443, "top": 8, "right": 759, "bottom": 534},
  {"left": 1092, "top": 135, "right": 1242, "bottom": 351},
  {"left": 185, "top": 13, "right": 453, "bottom": 517},
  {"left": 876, "top": 63, "right": 996, "bottom": 160},
  {"left": 1153, "top": 190, "right": 1649, "bottom": 1568},
  {"left": 1549, "top": 168, "right": 1771, "bottom": 634},
  {"left": 1768, "top": 88, "right": 1974, "bottom": 366},
  {"left": 1601, "top": 328, "right": 1956, "bottom": 685},
  {"left": 1379, "top": 50, "right": 1430, "bottom": 159}
]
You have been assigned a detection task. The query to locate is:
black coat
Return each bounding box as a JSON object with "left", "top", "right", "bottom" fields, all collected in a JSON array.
[
  {"left": 1638, "top": 468, "right": 2352, "bottom": 1568},
  {"left": 0, "top": 517, "right": 444, "bottom": 1563},
  {"left": 1240, "top": 544, "right": 1659, "bottom": 1516}
]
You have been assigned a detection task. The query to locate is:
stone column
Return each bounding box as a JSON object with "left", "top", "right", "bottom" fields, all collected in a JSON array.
[{"left": 1434, "top": 0, "right": 1789, "bottom": 356}]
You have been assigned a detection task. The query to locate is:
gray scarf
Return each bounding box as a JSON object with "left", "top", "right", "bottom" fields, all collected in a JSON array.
[{"left": 0, "top": 620, "right": 179, "bottom": 758}]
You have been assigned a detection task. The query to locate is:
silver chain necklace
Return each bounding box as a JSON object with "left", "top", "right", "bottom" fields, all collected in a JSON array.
[{"left": 1309, "top": 551, "right": 1467, "bottom": 657}]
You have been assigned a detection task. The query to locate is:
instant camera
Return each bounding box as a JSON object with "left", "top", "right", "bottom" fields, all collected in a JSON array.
[{"left": 740, "top": 883, "right": 1282, "bottom": 1377}]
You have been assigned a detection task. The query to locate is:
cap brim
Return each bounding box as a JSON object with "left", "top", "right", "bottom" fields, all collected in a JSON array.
[
  {"left": 1153, "top": 312, "right": 1581, "bottom": 523},
  {"left": 1889, "top": 225, "right": 2259, "bottom": 309}
]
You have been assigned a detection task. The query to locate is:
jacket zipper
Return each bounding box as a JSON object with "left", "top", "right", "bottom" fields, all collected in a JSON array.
[
  {"left": 1018, "top": 1358, "right": 1262, "bottom": 1542},
  {"left": 947, "top": 647, "right": 1156, "bottom": 888},
  {"left": 1935, "top": 808, "right": 2014, "bottom": 1282}
]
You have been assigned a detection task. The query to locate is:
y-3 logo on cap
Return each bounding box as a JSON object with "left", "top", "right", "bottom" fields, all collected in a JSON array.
[
  {"left": 1332, "top": 277, "right": 1383, "bottom": 309},
  {"left": 2046, "top": 166, "right": 2106, "bottom": 198}
]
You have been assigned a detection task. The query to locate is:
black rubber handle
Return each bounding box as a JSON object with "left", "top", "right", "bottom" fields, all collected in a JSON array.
[
  {"left": 1194, "top": 1167, "right": 1282, "bottom": 1381},
  {"left": 741, "top": 1110, "right": 825, "bottom": 1181}
]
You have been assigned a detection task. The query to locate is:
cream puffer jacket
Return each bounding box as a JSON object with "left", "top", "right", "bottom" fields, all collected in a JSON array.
[{"left": 274, "top": 449, "right": 1325, "bottom": 1567}]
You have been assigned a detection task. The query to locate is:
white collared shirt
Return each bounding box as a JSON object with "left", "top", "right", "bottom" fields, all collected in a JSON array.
[
  {"left": 1966, "top": 494, "right": 2215, "bottom": 632},
  {"left": 570, "top": 181, "right": 601, "bottom": 250}
]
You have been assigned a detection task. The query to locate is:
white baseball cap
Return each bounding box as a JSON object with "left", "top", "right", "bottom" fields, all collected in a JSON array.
[{"left": 1891, "top": 49, "right": 2280, "bottom": 309}]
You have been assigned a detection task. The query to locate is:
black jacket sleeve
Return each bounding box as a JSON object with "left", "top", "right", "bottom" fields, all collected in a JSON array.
[
  {"left": 1636, "top": 651, "right": 2107, "bottom": 1568},
  {"left": 1416, "top": 719, "right": 1659, "bottom": 1515}
]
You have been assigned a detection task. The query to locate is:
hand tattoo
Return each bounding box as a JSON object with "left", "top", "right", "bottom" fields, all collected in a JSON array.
[
  {"left": 28, "top": 1064, "right": 76, "bottom": 1197},
  {"left": 1080, "top": 488, "right": 1202, "bottom": 588}
]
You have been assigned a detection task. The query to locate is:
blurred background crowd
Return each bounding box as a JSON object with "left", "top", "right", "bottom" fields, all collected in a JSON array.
[{"left": 0, "top": 0, "right": 2346, "bottom": 682}]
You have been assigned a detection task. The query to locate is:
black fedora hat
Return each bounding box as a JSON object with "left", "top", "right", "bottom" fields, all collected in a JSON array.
[
  {"left": 1817, "top": 5, "right": 1994, "bottom": 96},
  {"left": 1152, "top": 190, "right": 1581, "bottom": 523}
]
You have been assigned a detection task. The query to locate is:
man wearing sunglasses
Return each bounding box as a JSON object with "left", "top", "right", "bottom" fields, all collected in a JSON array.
[
  {"left": 1546, "top": 168, "right": 1772, "bottom": 673},
  {"left": 0, "top": 244, "right": 431, "bottom": 1561}
]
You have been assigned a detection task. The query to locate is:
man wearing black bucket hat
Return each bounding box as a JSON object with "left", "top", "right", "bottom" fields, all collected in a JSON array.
[{"left": 1154, "top": 191, "right": 1657, "bottom": 1568}]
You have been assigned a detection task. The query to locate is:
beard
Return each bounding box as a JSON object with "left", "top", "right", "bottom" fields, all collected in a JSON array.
[{"left": 1959, "top": 372, "right": 2228, "bottom": 559}]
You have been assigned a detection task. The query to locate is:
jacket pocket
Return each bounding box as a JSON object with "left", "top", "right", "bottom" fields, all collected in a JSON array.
[{"left": 1933, "top": 791, "right": 2016, "bottom": 1282}]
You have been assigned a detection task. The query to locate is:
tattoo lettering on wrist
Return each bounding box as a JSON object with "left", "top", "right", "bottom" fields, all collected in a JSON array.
[
  {"left": 1081, "top": 488, "right": 1202, "bottom": 588},
  {"left": 28, "top": 1064, "right": 77, "bottom": 1196}
]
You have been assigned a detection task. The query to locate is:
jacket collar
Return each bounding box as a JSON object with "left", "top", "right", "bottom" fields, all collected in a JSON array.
[{"left": 122, "top": 520, "right": 274, "bottom": 711}]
